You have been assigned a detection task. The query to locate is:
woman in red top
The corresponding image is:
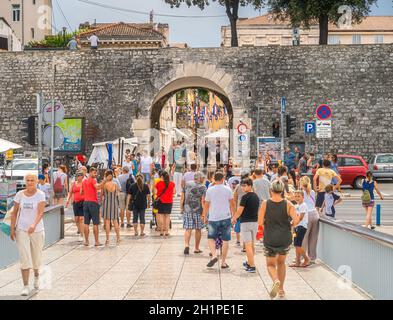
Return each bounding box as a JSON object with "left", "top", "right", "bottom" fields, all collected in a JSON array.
[
  {"left": 66, "top": 171, "right": 85, "bottom": 242},
  {"left": 155, "top": 171, "right": 176, "bottom": 236}
]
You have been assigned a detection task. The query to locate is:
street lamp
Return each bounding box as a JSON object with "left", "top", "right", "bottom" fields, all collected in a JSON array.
[{"left": 62, "top": 27, "right": 66, "bottom": 45}]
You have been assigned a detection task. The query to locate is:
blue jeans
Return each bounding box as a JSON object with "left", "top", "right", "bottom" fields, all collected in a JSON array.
[{"left": 208, "top": 218, "right": 231, "bottom": 241}]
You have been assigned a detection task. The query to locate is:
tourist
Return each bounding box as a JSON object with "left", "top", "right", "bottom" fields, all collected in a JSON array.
[
  {"left": 128, "top": 174, "right": 150, "bottom": 236},
  {"left": 53, "top": 165, "right": 68, "bottom": 206},
  {"left": 253, "top": 169, "right": 271, "bottom": 203},
  {"left": 118, "top": 167, "right": 132, "bottom": 228},
  {"left": 66, "top": 171, "right": 85, "bottom": 242},
  {"left": 10, "top": 174, "right": 46, "bottom": 296},
  {"left": 293, "top": 146, "right": 302, "bottom": 168},
  {"left": 80, "top": 166, "right": 88, "bottom": 179},
  {"left": 234, "top": 172, "right": 250, "bottom": 250},
  {"left": 228, "top": 167, "right": 241, "bottom": 190},
  {"left": 160, "top": 146, "right": 167, "bottom": 170},
  {"left": 155, "top": 171, "right": 176, "bottom": 236},
  {"left": 37, "top": 174, "right": 50, "bottom": 205},
  {"left": 42, "top": 163, "right": 51, "bottom": 183},
  {"left": 122, "top": 156, "right": 133, "bottom": 172},
  {"left": 87, "top": 32, "right": 99, "bottom": 49},
  {"left": 289, "top": 190, "right": 310, "bottom": 268},
  {"left": 181, "top": 172, "right": 207, "bottom": 255},
  {"left": 152, "top": 170, "right": 164, "bottom": 231},
  {"left": 313, "top": 160, "right": 342, "bottom": 213},
  {"left": 269, "top": 163, "right": 279, "bottom": 181},
  {"left": 321, "top": 184, "right": 343, "bottom": 219},
  {"left": 206, "top": 170, "right": 215, "bottom": 189},
  {"left": 361, "top": 171, "right": 384, "bottom": 229},
  {"left": 284, "top": 147, "right": 296, "bottom": 171},
  {"left": 182, "top": 164, "right": 197, "bottom": 189},
  {"left": 265, "top": 152, "right": 272, "bottom": 169},
  {"left": 288, "top": 169, "right": 298, "bottom": 189},
  {"left": 139, "top": 150, "right": 153, "bottom": 185},
  {"left": 299, "top": 176, "right": 319, "bottom": 264},
  {"left": 256, "top": 153, "right": 265, "bottom": 171},
  {"left": 67, "top": 36, "right": 78, "bottom": 51},
  {"left": 258, "top": 179, "right": 299, "bottom": 299},
  {"left": 202, "top": 171, "right": 235, "bottom": 269},
  {"left": 172, "top": 143, "right": 185, "bottom": 197},
  {"left": 101, "top": 170, "right": 121, "bottom": 245},
  {"left": 298, "top": 153, "right": 308, "bottom": 177},
  {"left": 81, "top": 167, "right": 105, "bottom": 247},
  {"left": 154, "top": 152, "right": 162, "bottom": 171},
  {"left": 307, "top": 153, "right": 319, "bottom": 173},
  {"left": 232, "top": 178, "right": 260, "bottom": 273},
  {"left": 330, "top": 154, "right": 341, "bottom": 192}
]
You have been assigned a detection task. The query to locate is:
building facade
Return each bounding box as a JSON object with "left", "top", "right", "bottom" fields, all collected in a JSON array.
[
  {"left": 0, "top": 17, "right": 22, "bottom": 51},
  {"left": 221, "top": 14, "right": 393, "bottom": 47},
  {"left": 0, "top": 0, "right": 52, "bottom": 47}
]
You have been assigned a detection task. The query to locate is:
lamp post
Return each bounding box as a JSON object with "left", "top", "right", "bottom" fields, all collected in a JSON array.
[{"left": 62, "top": 27, "right": 66, "bottom": 46}]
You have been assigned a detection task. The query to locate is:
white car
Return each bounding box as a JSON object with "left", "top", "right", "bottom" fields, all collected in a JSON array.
[{"left": 4, "top": 159, "right": 39, "bottom": 191}]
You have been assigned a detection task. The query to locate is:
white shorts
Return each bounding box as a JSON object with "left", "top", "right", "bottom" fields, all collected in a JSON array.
[
  {"left": 118, "top": 192, "right": 128, "bottom": 210},
  {"left": 240, "top": 222, "right": 258, "bottom": 243},
  {"left": 16, "top": 230, "right": 45, "bottom": 270}
]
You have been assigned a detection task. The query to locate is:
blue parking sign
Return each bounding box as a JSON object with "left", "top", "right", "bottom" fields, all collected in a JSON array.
[{"left": 305, "top": 122, "right": 316, "bottom": 134}]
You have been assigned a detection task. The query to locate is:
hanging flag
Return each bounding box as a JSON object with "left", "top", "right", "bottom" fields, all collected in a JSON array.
[
  {"left": 175, "top": 105, "right": 181, "bottom": 114},
  {"left": 224, "top": 105, "right": 228, "bottom": 115},
  {"left": 212, "top": 103, "right": 218, "bottom": 116}
]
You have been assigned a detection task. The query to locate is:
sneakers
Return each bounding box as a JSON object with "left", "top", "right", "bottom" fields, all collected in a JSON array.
[
  {"left": 21, "top": 286, "right": 29, "bottom": 296},
  {"left": 184, "top": 247, "right": 190, "bottom": 255},
  {"left": 243, "top": 261, "right": 249, "bottom": 269},
  {"left": 121, "top": 223, "right": 125, "bottom": 228},
  {"left": 245, "top": 266, "right": 256, "bottom": 273},
  {"left": 78, "top": 235, "right": 84, "bottom": 242},
  {"left": 207, "top": 257, "right": 218, "bottom": 268},
  {"left": 236, "top": 241, "right": 241, "bottom": 246},
  {"left": 34, "top": 277, "right": 40, "bottom": 290}
]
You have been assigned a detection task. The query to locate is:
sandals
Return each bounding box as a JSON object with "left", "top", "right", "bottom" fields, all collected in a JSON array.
[
  {"left": 194, "top": 250, "right": 203, "bottom": 254},
  {"left": 140, "top": 233, "right": 145, "bottom": 237},
  {"left": 278, "top": 290, "right": 285, "bottom": 298},
  {"left": 116, "top": 238, "right": 121, "bottom": 245},
  {"left": 83, "top": 242, "right": 89, "bottom": 247},
  {"left": 221, "top": 263, "right": 229, "bottom": 269},
  {"left": 289, "top": 263, "right": 301, "bottom": 268},
  {"left": 269, "top": 280, "right": 281, "bottom": 299},
  {"left": 105, "top": 240, "right": 109, "bottom": 246}
]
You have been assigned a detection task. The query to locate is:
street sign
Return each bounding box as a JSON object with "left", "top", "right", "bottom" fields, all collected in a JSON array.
[
  {"left": 5, "top": 149, "right": 13, "bottom": 161},
  {"left": 42, "top": 125, "right": 65, "bottom": 148},
  {"left": 42, "top": 101, "right": 65, "bottom": 124},
  {"left": 281, "top": 97, "right": 286, "bottom": 113},
  {"left": 304, "top": 121, "right": 316, "bottom": 134},
  {"left": 239, "top": 134, "right": 248, "bottom": 142},
  {"left": 316, "top": 104, "right": 332, "bottom": 120},
  {"left": 316, "top": 120, "right": 332, "bottom": 139},
  {"left": 237, "top": 123, "right": 248, "bottom": 134}
]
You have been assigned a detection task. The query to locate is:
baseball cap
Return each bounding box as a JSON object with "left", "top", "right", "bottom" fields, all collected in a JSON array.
[{"left": 38, "top": 174, "right": 45, "bottom": 180}]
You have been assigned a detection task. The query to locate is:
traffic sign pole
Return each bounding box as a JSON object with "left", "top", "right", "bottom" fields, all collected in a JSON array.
[
  {"left": 281, "top": 97, "right": 286, "bottom": 161},
  {"left": 35, "top": 92, "right": 43, "bottom": 174},
  {"left": 50, "top": 63, "right": 56, "bottom": 205}
]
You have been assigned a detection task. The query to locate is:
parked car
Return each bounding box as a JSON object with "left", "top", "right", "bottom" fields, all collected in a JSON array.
[
  {"left": 368, "top": 153, "right": 393, "bottom": 180},
  {"left": 4, "top": 158, "right": 39, "bottom": 191},
  {"left": 312, "top": 154, "right": 367, "bottom": 189}
]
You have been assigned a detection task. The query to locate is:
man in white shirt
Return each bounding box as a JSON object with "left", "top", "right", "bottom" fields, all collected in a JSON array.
[
  {"left": 202, "top": 171, "right": 235, "bottom": 269},
  {"left": 87, "top": 33, "right": 99, "bottom": 49},
  {"left": 139, "top": 150, "right": 153, "bottom": 184},
  {"left": 181, "top": 164, "right": 197, "bottom": 189}
]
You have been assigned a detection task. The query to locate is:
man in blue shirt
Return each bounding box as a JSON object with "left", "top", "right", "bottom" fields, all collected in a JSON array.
[{"left": 284, "top": 147, "right": 296, "bottom": 171}]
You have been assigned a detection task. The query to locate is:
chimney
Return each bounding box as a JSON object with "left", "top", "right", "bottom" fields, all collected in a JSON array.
[{"left": 150, "top": 10, "right": 154, "bottom": 24}]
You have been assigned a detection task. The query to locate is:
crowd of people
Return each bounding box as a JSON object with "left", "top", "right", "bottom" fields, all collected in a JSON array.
[{"left": 7, "top": 145, "right": 384, "bottom": 297}]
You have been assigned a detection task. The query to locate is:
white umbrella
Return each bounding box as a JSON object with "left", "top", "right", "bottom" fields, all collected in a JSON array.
[{"left": 0, "top": 138, "right": 22, "bottom": 153}]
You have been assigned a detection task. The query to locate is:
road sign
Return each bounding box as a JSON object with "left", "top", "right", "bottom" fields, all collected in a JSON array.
[
  {"left": 42, "top": 101, "right": 65, "bottom": 124},
  {"left": 239, "top": 134, "right": 248, "bottom": 142},
  {"left": 281, "top": 97, "right": 286, "bottom": 113},
  {"left": 304, "top": 121, "right": 316, "bottom": 134},
  {"left": 237, "top": 123, "right": 248, "bottom": 134},
  {"left": 42, "top": 125, "right": 65, "bottom": 148},
  {"left": 5, "top": 150, "right": 13, "bottom": 161},
  {"left": 316, "top": 104, "right": 332, "bottom": 120},
  {"left": 316, "top": 120, "right": 332, "bottom": 139}
]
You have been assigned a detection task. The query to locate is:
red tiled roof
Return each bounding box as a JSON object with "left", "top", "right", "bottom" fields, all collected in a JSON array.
[
  {"left": 78, "top": 22, "right": 164, "bottom": 41},
  {"left": 237, "top": 14, "right": 393, "bottom": 31}
]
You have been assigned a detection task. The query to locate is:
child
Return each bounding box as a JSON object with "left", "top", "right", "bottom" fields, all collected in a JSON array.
[
  {"left": 37, "top": 174, "right": 50, "bottom": 205},
  {"left": 322, "top": 184, "right": 342, "bottom": 218},
  {"left": 290, "top": 190, "right": 310, "bottom": 268}
]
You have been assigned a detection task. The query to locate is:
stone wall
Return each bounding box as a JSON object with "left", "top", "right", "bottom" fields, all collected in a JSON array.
[{"left": 0, "top": 44, "right": 392, "bottom": 158}]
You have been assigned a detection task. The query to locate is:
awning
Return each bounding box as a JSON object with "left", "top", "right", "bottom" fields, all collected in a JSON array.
[
  {"left": 0, "top": 138, "right": 22, "bottom": 153},
  {"left": 172, "top": 128, "right": 190, "bottom": 139}
]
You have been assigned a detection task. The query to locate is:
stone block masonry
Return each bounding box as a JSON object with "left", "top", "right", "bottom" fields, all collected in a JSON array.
[{"left": 0, "top": 44, "right": 392, "bottom": 158}]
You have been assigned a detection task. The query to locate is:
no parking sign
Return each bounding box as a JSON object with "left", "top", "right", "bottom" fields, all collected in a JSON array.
[{"left": 316, "top": 104, "right": 332, "bottom": 120}]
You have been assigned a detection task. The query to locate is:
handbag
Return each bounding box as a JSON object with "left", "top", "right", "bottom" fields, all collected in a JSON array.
[
  {"left": 0, "top": 205, "right": 20, "bottom": 236},
  {"left": 153, "top": 183, "right": 169, "bottom": 210},
  {"left": 361, "top": 190, "right": 371, "bottom": 205}
]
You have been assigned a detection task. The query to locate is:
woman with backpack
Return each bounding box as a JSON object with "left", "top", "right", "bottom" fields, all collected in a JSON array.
[
  {"left": 155, "top": 171, "right": 176, "bottom": 236},
  {"left": 128, "top": 174, "right": 151, "bottom": 236},
  {"left": 53, "top": 165, "right": 68, "bottom": 205},
  {"left": 362, "top": 171, "right": 383, "bottom": 230}
]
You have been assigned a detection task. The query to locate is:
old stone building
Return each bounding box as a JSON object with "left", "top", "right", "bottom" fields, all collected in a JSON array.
[{"left": 0, "top": 44, "right": 392, "bottom": 160}]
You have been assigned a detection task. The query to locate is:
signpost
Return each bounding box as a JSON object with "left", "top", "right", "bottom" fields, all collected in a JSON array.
[
  {"left": 315, "top": 103, "right": 333, "bottom": 155},
  {"left": 280, "top": 97, "right": 286, "bottom": 161},
  {"left": 304, "top": 121, "right": 316, "bottom": 152}
]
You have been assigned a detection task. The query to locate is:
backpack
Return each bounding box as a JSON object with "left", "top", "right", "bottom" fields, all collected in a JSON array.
[
  {"left": 53, "top": 174, "right": 64, "bottom": 194},
  {"left": 361, "top": 190, "right": 371, "bottom": 204}
]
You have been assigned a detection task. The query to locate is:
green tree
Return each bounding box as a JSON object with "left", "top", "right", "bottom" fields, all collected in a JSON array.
[
  {"left": 264, "top": 0, "right": 377, "bottom": 45},
  {"left": 164, "top": 0, "right": 263, "bottom": 47}
]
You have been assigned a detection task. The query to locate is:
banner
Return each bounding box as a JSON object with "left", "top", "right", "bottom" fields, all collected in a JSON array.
[
  {"left": 55, "top": 118, "right": 84, "bottom": 153},
  {"left": 257, "top": 137, "right": 281, "bottom": 162}
]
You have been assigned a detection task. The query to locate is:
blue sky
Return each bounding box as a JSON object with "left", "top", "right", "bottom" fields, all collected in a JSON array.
[{"left": 54, "top": 0, "right": 393, "bottom": 47}]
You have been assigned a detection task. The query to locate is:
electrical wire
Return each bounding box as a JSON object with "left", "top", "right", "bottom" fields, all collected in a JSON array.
[
  {"left": 55, "top": 0, "right": 73, "bottom": 31},
  {"left": 78, "top": 0, "right": 227, "bottom": 18}
]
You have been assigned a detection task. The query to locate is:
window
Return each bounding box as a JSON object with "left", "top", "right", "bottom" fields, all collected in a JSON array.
[
  {"left": 0, "top": 37, "right": 8, "bottom": 50},
  {"left": 376, "top": 154, "right": 393, "bottom": 164},
  {"left": 31, "top": 28, "right": 35, "bottom": 39},
  {"left": 352, "top": 35, "right": 361, "bottom": 44},
  {"left": 12, "top": 4, "right": 21, "bottom": 22},
  {"left": 328, "top": 35, "right": 340, "bottom": 45},
  {"left": 375, "top": 35, "right": 384, "bottom": 44},
  {"left": 6, "top": 162, "right": 38, "bottom": 170},
  {"left": 342, "top": 157, "right": 363, "bottom": 167}
]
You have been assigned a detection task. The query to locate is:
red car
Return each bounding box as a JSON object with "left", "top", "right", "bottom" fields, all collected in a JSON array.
[{"left": 312, "top": 155, "right": 368, "bottom": 189}]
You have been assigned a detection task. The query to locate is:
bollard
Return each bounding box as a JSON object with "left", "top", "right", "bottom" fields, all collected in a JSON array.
[{"left": 376, "top": 204, "right": 381, "bottom": 226}]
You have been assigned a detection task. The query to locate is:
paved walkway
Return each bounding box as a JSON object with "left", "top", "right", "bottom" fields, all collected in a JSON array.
[{"left": 0, "top": 223, "right": 369, "bottom": 300}]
